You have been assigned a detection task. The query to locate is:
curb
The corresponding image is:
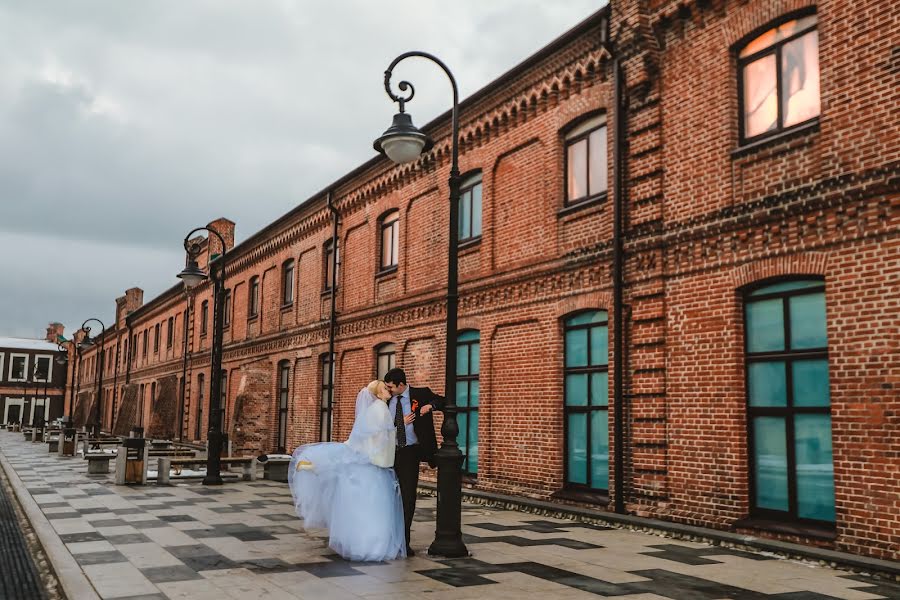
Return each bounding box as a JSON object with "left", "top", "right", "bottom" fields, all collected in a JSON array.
[
  {"left": 418, "top": 481, "right": 900, "bottom": 581},
  {"left": 0, "top": 449, "right": 101, "bottom": 600}
]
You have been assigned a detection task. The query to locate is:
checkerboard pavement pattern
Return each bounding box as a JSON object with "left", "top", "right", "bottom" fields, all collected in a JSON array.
[{"left": 2, "top": 431, "right": 898, "bottom": 600}]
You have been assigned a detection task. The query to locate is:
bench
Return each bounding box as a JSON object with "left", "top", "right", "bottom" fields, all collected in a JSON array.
[
  {"left": 84, "top": 452, "right": 115, "bottom": 474},
  {"left": 258, "top": 455, "right": 292, "bottom": 482},
  {"left": 47, "top": 435, "right": 60, "bottom": 453},
  {"left": 163, "top": 456, "right": 257, "bottom": 483},
  {"left": 22, "top": 428, "right": 34, "bottom": 441}
]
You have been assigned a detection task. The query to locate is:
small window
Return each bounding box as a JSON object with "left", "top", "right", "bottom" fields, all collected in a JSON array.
[
  {"left": 380, "top": 211, "right": 400, "bottom": 271},
  {"left": 376, "top": 343, "right": 396, "bottom": 380},
  {"left": 277, "top": 361, "right": 290, "bottom": 453},
  {"left": 9, "top": 354, "right": 28, "bottom": 382},
  {"left": 459, "top": 173, "right": 483, "bottom": 243},
  {"left": 34, "top": 356, "right": 52, "bottom": 382},
  {"left": 223, "top": 290, "right": 232, "bottom": 327},
  {"left": 167, "top": 317, "right": 174, "bottom": 348},
  {"left": 249, "top": 276, "right": 260, "bottom": 317},
  {"left": 154, "top": 324, "right": 160, "bottom": 353},
  {"left": 282, "top": 260, "right": 295, "bottom": 305},
  {"left": 200, "top": 301, "right": 209, "bottom": 336},
  {"left": 739, "top": 13, "right": 820, "bottom": 143},
  {"left": 565, "top": 114, "right": 607, "bottom": 206},
  {"left": 324, "top": 241, "right": 339, "bottom": 291},
  {"left": 142, "top": 330, "right": 149, "bottom": 358}
]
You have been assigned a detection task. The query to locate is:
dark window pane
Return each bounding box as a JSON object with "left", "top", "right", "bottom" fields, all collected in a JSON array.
[
  {"left": 743, "top": 54, "right": 777, "bottom": 138},
  {"left": 566, "top": 413, "right": 587, "bottom": 485},
  {"left": 591, "top": 372, "right": 608, "bottom": 406},
  {"left": 753, "top": 416, "right": 789, "bottom": 511},
  {"left": 746, "top": 298, "right": 785, "bottom": 352},
  {"left": 789, "top": 293, "right": 827, "bottom": 349},
  {"left": 792, "top": 359, "right": 830, "bottom": 407},
  {"left": 567, "top": 139, "right": 587, "bottom": 201},
  {"left": 472, "top": 183, "right": 482, "bottom": 237},
  {"left": 590, "top": 409, "right": 609, "bottom": 489},
  {"left": 565, "top": 374, "right": 588, "bottom": 407},
  {"left": 748, "top": 361, "right": 787, "bottom": 407},
  {"left": 794, "top": 414, "right": 835, "bottom": 521},
  {"left": 459, "top": 188, "right": 471, "bottom": 240}
]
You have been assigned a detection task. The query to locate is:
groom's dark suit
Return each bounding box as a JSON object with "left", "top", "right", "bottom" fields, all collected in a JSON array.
[{"left": 391, "top": 386, "right": 445, "bottom": 550}]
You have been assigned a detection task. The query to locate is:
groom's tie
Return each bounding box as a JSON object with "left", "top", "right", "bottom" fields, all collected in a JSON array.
[{"left": 394, "top": 396, "right": 407, "bottom": 447}]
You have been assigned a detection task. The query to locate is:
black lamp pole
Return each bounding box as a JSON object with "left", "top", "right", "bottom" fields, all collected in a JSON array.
[
  {"left": 80, "top": 318, "right": 106, "bottom": 437},
  {"left": 177, "top": 228, "right": 227, "bottom": 486},
  {"left": 56, "top": 339, "right": 78, "bottom": 424},
  {"left": 374, "top": 51, "right": 468, "bottom": 558}
]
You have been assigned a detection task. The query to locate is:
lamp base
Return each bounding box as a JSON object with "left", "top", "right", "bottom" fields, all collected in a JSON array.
[{"left": 427, "top": 447, "right": 469, "bottom": 558}]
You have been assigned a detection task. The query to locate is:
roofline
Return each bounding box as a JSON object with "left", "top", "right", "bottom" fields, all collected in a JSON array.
[{"left": 124, "top": 6, "right": 611, "bottom": 324}]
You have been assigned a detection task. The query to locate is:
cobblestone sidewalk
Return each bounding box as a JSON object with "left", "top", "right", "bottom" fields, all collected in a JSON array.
[{"left": 1, "top": 430, "right": 898, "bottom": 600}]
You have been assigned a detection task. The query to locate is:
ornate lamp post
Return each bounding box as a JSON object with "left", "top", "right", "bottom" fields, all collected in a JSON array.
[
  {"left": 79, "top": 319, "right": 106, "bottom": 437},
  {"left": 56, "top": 339, "right": 79, "bottom": 425},
  {"left": 373, "top": 51, "right": 468, "bottom": 558},
  {"left": 177, "top": 228, "right": 227, "bottom": 486}
]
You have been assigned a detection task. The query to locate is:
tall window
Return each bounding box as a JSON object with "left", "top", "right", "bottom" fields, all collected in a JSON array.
[
  {"left": 277, "top": 361, "right": 290, "bottom": 453},
  {"left": 282, "top": 260, "right": 295, "bottom": 305},
  {"left": 150, "top": 381, "right": 157, "bottom": 406},
  {"left": 138, "top": 383, "right": 145, "bottom": 426},
  {"left": 459, "top": 173, "right": 483, "bottom": 243},
  {"left": 376, "top": 343, "right": 396, "bottom": 380},
  {"left": 195, "top": 373, "right": 205, "bottom": 439},
  {"left": 249, "top": 276, "right": 260, "bottom": 317},
  {"left": 457, "top": 331, "right": 480, "bottom": 475},
  {"left": 564, "top": 311, "right": 609, "bottom": 491},
  {"left": 223, "top": 290, "right": 232, "bottom": 327},
  {"left": 123, "top": 340, "right": 128, "bottom": 370},
  {"left": 153, "top": 324, "right": 159, "bottom": 353},
  {"left": 34, "top": 356, "right": 52, "bottom": 382},
  {"left": 745, "top": 279, "right": 834, "bottom": 523},
  {"left": 565, "top": 114, "right": 607, "bottom": 206},
  {"left": 131, "top": 334, "right": 137, "bottom": 365},
  {"left": 320, "top": 354, "right": 334, "bottom": 441},
  {"left": 142, "top": 330, "right": 148, "bottom": 359},
  {"left": 324, "top": 241, "right": 339, "bottom": 291},
  {"left": 739, "top": 13, "right": 820, "bottom": 142},
  {"left": 167, "top": 317, "right": 174, "bottom": 348},
  {"left": 9, "top": 354, "right": 27, "bottom": 382},
  {"left": 220, "top": 372, "right": 228, "bottom": 430},
  {"left": 200, "top": 300, "right": 209, "bottom": 336},
  {"left": 380, "top": 211, "right": 399, "bottom": 271}
]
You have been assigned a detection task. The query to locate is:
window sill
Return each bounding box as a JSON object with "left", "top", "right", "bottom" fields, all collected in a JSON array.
[
  {"left": 558, "top": 193, "right": 607, "bottom": 218},
  {"left": 376, "top": 266, "right": 398, "bottom": 279},
  {"left": 320, "top": 289, "right": 337, "bottom": 297},
  {"left": 551, "top": 488, "right": 610, "bottom": 506},
  {"left": 247, "top": 315, "right": 259, "bottom": 323},
  {"left": 458, "top": 237, "right": 482, "bottom": 253},
  {"left": 280, "top": 303, "right": 293, "bottom": 313},
  {"left": 732, "top": 516, "right": 836, "bottom": 540},
  {"left": 732, "top": 118, "right": 819, "bottom": 159}
]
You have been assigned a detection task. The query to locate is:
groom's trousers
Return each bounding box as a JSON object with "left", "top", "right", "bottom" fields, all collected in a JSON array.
[{"left": 394, "top": 444, "right": 420, "bottom": 547}]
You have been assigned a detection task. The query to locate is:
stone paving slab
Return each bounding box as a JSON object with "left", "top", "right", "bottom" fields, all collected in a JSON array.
[{"left": 2, "top": 430, "right": 899, "bottom": 600}]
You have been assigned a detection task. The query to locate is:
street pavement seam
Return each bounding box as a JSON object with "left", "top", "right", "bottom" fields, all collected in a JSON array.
[{"left": 0, "top": 449, "right": 100, "bottom": 600}]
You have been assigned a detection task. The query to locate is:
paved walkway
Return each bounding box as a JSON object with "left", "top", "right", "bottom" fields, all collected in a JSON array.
[{"left": 1, "top": 430, "right": 898, "bottom": 600}]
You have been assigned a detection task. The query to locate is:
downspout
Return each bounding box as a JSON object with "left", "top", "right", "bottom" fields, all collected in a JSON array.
[
  {"left": 326, "top": 190, "right": 339, "bottom": 441},
  {"left": 125, "top": 321, "right": 133, "bottom": 384},
  {"left": 612, "top": 54, "right": 627, "bottom": 515}
]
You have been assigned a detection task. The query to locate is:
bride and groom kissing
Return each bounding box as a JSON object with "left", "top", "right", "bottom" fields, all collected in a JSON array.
[{"left": 288, "top": 368, "right": 445, "bottom": 561}]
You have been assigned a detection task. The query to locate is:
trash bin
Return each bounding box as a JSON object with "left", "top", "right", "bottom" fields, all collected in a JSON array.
[
  {"left": 121, "top": 437, "right": 147, "bottom": 485},
  {"left": 130, "top": 426, "right": 144, "bottom": 439},
  {"left": 60, "top": 428, "right": 77, "bottom": 456}
]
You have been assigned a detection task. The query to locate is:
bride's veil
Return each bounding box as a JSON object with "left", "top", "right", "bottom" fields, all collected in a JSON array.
[{"left": 346, "top": 387, "right": 381, "bottom": 453}]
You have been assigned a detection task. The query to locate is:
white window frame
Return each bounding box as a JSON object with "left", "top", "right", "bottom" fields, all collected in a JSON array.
[
  {"left": 8, "top": 353, "right": 29, "bottom": 382},
  {"left": 0, "top": 353, "right": 4, "bottom": 383},
  {"left": 29, "top": 397, "right": 51, "bottom": 425},
  {"left": 33, "top": 355, "right": 54, "bottom": 382},
  {"left": 3, "top": 397, "right": 24, "bottom": 424}
]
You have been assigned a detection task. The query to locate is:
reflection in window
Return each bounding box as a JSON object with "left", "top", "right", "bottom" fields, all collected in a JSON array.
[
  {"left": 740, "top": 14, "right": 820, "bottom": 141},
  {"left": 376, "top": 344, "right": 396, "bottom": 380},
  {"left": 745, "top": 279, "right": 834, "bottom": 523},
  {"left": 457, "top": 331, "right": 480, "bottom": 475},
  {"left": 381, "top": 212, "right": 399, "bottom": 270},
  {"left": 565, "top": 115, "right": 607, "bottom": 205},
  {"left": 459, "top": 174, "right": 483, "bottom": 242}
]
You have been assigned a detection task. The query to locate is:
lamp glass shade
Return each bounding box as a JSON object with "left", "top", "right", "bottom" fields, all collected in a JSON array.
[
  {"left": 177, "top": 261, "right": 208, "bottom": 289},
  {"left": 381, "top": 135, "right": 426, "bottom": 164}
]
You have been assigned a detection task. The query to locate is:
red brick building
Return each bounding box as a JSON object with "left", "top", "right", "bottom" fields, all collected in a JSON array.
[{"left": 70, "top": 1, "right": 899, "bottom": 560}]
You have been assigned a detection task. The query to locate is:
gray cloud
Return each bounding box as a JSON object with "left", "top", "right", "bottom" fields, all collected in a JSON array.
[{"left": 0, "top": 0, "right": 603, "bottom": 338}]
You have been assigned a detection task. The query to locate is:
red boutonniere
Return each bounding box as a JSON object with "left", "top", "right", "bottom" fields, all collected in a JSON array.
[{"left": 411, "top": 400, "right": 419, "bottom": 413}]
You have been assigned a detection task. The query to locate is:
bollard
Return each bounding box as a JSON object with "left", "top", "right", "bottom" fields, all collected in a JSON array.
[
  {"left": 157, "top": 457, "right": 171, "bottom": 485},
  {"left": 115, "top": 447, "right": 127, "bottom": 485}
]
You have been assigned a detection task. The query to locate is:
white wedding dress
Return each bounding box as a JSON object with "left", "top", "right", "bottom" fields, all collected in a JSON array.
[{"left": 288, "top": 389, "right": 406, "bottom": 561}]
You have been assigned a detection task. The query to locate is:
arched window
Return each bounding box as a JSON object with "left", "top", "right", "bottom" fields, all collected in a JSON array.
[
  {"left": 282, "top": 260, "right": 295, "bottom": 305},
  {"left": 459, "top": 172, "right": 483, "bottom": 243},
  {"left": 249, "top": 276, "right": 260, "bottom": 318},
  {"left": 564, "top": 114, "right": 607, "bottom": 206},
  {"left": 277, "top": 361, "right": 290, "bottom": 453},
  {"left": 738, "top": 12, "right": 819, "bottom": 143},
  {"left": 200, "top": 300, "right": 209, "bottom": 336},
  {"left": 379, "top": 211, "right": 399, "bottom": 271},
  {"left": 563, "top": 310, "right": 609, "bottom": 491},
  {"left": 375, "top": 343, "right": 396, "bottom": 380},
  {"left": 456, "top": 331, "right": 480, "bottom": 475},
  {"left": 744, "top": 279, "right": 834, "bottom": 523},
  {"left": 154, "top": 324, "right": 160, "bottom": 354}
]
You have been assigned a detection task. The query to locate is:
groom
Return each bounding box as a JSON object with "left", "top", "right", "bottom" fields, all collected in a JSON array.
[{"left": 383, "top": 367, "right": 444, "bottom": 557}]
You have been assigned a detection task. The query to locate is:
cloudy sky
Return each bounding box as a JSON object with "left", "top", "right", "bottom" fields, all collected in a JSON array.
[{"left": 0, "top": 0, "right": 603, "bottom": 339}]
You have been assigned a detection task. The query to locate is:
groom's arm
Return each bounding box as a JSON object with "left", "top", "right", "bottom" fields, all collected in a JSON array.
[{"left": 417, "top": 387, "right": 446, "bottom": 412}]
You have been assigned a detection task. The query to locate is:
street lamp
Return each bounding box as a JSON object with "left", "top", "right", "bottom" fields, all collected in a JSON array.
[
  {"left": 177, "top": 228, "right": 227, "bottom": 486},
  {"left": 80, "top": 319, "right": 106, "bottom": 437},
  {"left": 374, "top": 51, "right": 468, "bottom": 558}
]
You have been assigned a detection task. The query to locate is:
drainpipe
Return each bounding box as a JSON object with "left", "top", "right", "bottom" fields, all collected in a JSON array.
[
  {"left": 612, "top": 55, "right": 627, "bottom": 515},
  {"left": 326, "top": 190, "right": 340, "bottom": 441}
]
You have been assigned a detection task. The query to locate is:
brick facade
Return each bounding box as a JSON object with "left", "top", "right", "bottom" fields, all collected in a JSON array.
[{"left": 72, "top": 2, "right": 899, "bottom": 560}]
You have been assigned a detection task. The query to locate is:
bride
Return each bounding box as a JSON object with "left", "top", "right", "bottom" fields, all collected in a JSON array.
[{"left": 288, "top": 380, "right": 406, "bottom": 561}]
